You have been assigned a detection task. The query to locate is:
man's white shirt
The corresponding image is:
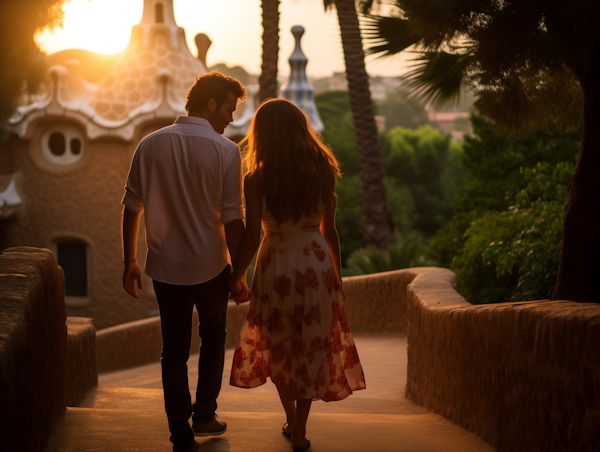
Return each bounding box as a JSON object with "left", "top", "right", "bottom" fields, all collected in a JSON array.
[{"left": 122, "top": 116, "right": 244, "bottom": 285}]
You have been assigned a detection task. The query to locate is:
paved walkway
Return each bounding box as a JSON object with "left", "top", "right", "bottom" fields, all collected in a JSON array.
[{"left": 46, "top": 336, "right": 496, "bottom": 452}]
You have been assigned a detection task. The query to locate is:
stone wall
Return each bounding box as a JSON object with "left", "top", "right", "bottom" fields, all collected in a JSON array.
[
  {"left": 0, "top": 247, "right": 98, "bottom": 451},
  {"left": 404, "top": 267, "right": 600, "bottom": 452},
  {"left": 96, "top": 302, "right": 251, "bottom": 373},
  {"left": 0, "top": 247, "right": 67, "bottom": 452}
]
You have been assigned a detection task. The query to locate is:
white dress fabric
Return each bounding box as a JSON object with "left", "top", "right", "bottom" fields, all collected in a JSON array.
[{"left": 230, "top": 200, "right": 366, "bottom": 401}]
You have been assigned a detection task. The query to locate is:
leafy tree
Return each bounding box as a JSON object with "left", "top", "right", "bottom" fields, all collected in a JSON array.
[
  {"left": 428, "top": 116, "right": 581, "bottom": 302},
  {"left": 0, "top": 1, "right": 67, "bottom": 130},
  {"left": 381, "top": 125, "right": 464, "bottom": 235},
  {"left": 343, "top": 231, "right": 425, "bottom": 276},
  {"left": 377, "top": 93, "right": 429, "bottom": 130},
  {"left": 363, "top": 0, "right": 600, "bottom": 302},
  {"left": 453, "top": 161, "right": 573, "bottom": 304}
]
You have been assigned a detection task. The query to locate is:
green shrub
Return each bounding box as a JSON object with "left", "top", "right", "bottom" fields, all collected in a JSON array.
[
  {"left": 342, "top": 232, "right": 427, "bottom": 276},
  {"left": 452, "top": 161, "right": 572, "bottom": 303}
]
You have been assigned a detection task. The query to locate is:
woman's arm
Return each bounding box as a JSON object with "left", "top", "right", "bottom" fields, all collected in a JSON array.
[
  {"left": 230, "top": 174, "right": 263, "bottom": 291},
  {"left": 320, "top": 196, "right": 343, "bottom": 286}
]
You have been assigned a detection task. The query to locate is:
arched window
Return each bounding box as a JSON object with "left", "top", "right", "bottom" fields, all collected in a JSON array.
[
  {"left": 56, "top": 241, "right": 89, "bottom": 299},
  {"left": 155, "top": 3, "right": 164, "bottom": 23}
]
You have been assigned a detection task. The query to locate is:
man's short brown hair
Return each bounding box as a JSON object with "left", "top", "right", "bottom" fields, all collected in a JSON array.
[{"left": 185, "top": 71, "right": 247, "bottom": 114}]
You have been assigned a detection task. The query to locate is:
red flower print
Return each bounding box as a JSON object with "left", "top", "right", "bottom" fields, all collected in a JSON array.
[
  {"left": 343, "top": 344, "right": 361, "bottom": 369},
  {"left": 283, "top": 355, "right": 292, "bottom": 373},
  {"left": 314, "top": 362, "right": 326, "bottom": 390},
  {"left": 232, "top": 347, "right": 247, "bottom": 370},
  {"left": 306, "top": 335, "right": 325, "bottom": 363},
  {"left": 271, "top": 372, "right": 287, "bottom": 387},
  {"left": 303, "top": 303, "right": 321, "bottom": 326},
  {"left": 310, "top": 240, "right": 327, "bottom": 263},
  {"left": 303, "top": 246, "right": 310, "bottom": 259},
  {"left": 289, "top": 378, "right": 307, "bottom": 400},
  {"left": 273, "top": 274, "right": 291, "bottom": 300},
  {"left": 295, "top": 267, "right": 319, "bottom": 296},
  {"left": 246, "top": 308, "right": 257, "bottom": 330},
  {"left": 261, "top": 293, "right": 270, "bottom": 304},
  {"left": 266, "top": 308, "right": 285, "bottom": 335},
  {"left": 260, "top": 247, "right": 276, "bottom": 273},
  {"left": 291, "top": 339, "right": 307, "bottom": 359},
  {"left": 331, "top": 330, "right": 343, "bottom": 353},
  {"left": 295, "top": 363, "right": 312, "bottom": 387},
  {"left": 245, "top": 338, "right": 256, "bottom": 346},
  {"left": 337, "top": 375, "right": 348, "bottom": 387},
  {"left": 329, "top": 362, "right": 337, "bottom": 385},
  {"left": 271, "top": 342, "right": 287, "bottom": 364},
  {"left": 322, "top": 268, "right": 339, "bottom": 295}
]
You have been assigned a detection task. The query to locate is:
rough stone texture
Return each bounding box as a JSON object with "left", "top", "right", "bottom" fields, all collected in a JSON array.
[
  {"left": 0, "top": 247, "right": 66, "bottom": 452},
  {"left": 343, "top": 269, "right": 418, "bottom": 334},
  {"left": 65, "top": 317, "right": 98, "bottom": 407},
  {"left": 405, "top": 268, "right": 600, "bottom": 452},
  {"left": 96, "top": 302, "right": 250, "bottom": 373}
]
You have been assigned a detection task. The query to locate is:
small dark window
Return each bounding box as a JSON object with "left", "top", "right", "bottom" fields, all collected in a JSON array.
[
  {"left": 71, "top": 138, "right": 82, "bottom": 155},
  {"left": 49, "top": 133, "right": 66, "bottom": 156},
  {"left": 57, "top": 242, "right": 88, "bottom": 297},
  {"left": 155, "top": 3, "right": 164, "bottom": 23}
]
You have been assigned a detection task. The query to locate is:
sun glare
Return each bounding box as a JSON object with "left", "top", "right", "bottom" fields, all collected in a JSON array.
[{"left": 36, "top": 0, "right": 143, "bottom": 55}]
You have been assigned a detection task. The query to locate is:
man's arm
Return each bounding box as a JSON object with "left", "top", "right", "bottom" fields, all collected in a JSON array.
[
  {"left": 122, "top": 206, "right": 143, "bottom": 298},
  {"left": 224, "top": 219, "right": 245, "bottom": 268}
]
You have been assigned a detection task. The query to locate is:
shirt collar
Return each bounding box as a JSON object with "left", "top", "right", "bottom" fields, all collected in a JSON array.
[{"left": 174, "top": 115, "right": 212, "bottom": 128}]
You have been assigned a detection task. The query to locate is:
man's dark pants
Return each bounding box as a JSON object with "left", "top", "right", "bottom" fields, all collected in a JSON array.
[{"left": 153, "top": 265, "right": 230, "bottom": 451}]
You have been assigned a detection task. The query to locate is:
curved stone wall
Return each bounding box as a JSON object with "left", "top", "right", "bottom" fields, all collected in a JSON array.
[
  {"left": 0, "top": 247, "right": 66, "bottom": 452},
  {"left": 404, "top": 267, "right": 600, "bottom": 452}
]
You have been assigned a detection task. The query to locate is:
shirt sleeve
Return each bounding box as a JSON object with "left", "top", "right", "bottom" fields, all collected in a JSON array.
[
  {"left": 220, "top": 144, "right": 245, "bottom": 225},
  {"left": 121, "top": 145, "right": 145, "bottom": 214}
]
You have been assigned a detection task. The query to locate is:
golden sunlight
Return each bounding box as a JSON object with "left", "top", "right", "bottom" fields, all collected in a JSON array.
[{"left": 36, "top": 0, "right": 143, "bottom": 55}]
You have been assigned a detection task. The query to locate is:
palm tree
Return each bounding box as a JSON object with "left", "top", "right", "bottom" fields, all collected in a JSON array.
[
  {"left": 258, "top": 0, "right": 280, "bottom": 103},
  {"left": 324, "top": 0, "right": 395, "bottom": 248}
]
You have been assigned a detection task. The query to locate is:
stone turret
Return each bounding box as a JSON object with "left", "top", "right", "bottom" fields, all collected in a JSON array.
[{"left": 280, "top": 26, "right": 324, "bottom": 133}]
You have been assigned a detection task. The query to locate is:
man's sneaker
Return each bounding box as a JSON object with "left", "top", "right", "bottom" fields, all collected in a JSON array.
[{"left": 192, "top": 416, "right": 227, "bottom": 437}]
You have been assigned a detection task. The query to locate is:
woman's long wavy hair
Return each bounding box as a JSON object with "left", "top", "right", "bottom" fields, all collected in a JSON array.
[{"left": 242, "top": 98, "right": 341, "bottom": 225}]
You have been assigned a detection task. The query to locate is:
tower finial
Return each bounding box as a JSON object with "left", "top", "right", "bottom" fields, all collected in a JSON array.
[{"left": 280, "top": 25, "right": 324, "bottom": 133}]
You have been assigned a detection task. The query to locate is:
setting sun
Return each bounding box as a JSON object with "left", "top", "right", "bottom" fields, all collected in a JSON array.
[{"left": 36, "top": 0, "right": 143, "bottom": 55}]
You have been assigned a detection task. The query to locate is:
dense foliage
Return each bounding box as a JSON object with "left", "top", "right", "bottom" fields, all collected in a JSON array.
[
  {"left": 0, "top": 1, "right": 67, "bottom": 130},
  {"left": 428, "top": 116, "right": 580, "bottom": 303},
  {"left": 316, "top": 90, "right": 464, "bottom": 263}
]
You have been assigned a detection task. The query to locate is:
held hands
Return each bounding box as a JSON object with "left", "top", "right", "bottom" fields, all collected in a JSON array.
[
  {"left": 229, "top": 277, "right": 250, "bottom": 304},
  {"left": 123, "top": 262, "right": 143, "bottom": 298}
]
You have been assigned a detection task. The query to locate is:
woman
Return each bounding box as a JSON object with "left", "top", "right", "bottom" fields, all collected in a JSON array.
[{"left": 229, "top": 98, "right": 365, "bottom": 451}]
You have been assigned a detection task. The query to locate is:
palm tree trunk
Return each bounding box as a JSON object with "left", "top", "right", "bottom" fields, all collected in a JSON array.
[
  {"left": 552, "top": 66, "right": 600, "bottom": 303},
  {"left": 258, "top": 0, "right": 280, "bottom": 103},
  {"left": 332, "top": 0, "right": 395, "bottom": 248}
]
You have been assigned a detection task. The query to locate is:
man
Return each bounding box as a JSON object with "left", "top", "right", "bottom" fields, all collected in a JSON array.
[{"left": 121, "top": 71, "right": 249, "bottom": 452}]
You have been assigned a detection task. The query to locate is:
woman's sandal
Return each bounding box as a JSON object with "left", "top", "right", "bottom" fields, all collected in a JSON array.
[{"left": 282, "top": 423, "right": 291, "bottom": 438}]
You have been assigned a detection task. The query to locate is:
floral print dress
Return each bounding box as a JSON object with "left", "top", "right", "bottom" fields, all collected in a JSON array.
[{"left": 230, "top": 201, "right": 366, "bottom": 401}]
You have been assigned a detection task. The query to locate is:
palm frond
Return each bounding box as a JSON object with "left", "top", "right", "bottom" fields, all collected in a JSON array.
[
  {"left": 363, "top": 14, "right": 421, "bottom": 57},
  {"left": 403, "top": 51, "right": 466, "bottom": 108}
]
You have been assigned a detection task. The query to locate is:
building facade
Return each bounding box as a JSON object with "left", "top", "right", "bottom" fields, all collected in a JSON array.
[{"left": 0, "top": 0, "right": 256, "bottom": 328}]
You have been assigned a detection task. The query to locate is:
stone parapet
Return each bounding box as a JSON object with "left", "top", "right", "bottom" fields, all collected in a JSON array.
[
  {"left": 96, "top": 302, "right": 250, "bottom": 373},
  {"left": 404, "top": 267, "right": 600, "bottom": 452},
  {"left": 65, "top": 317, "right": 98, "bottom": 407},
  {"left": 0, "top": 247, "right": 67, "bottom": 452}
]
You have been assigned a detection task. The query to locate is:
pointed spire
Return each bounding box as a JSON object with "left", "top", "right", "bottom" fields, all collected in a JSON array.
[{"left": 280, "top": 26, "right": 324, "bottom": 133}]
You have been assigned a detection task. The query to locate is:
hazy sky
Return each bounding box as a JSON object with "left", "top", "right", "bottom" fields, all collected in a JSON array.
[{"left": 36, "top": 0, "right": 410, "bottom": 78}]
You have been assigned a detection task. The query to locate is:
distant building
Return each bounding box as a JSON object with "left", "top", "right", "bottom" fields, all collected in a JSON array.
[{"left": 0, "top": 0, "right": 256, "bottom": 329}]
